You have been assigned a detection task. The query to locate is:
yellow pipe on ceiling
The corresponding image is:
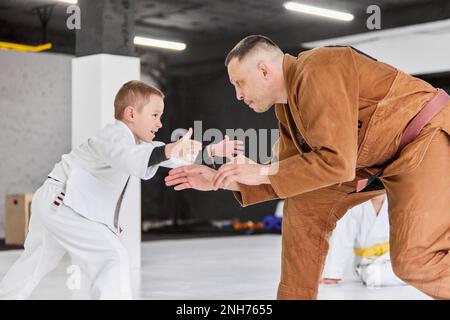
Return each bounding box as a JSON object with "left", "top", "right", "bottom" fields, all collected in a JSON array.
[{"left": 0, "top": 41, "right": 52, "bottom": 52}]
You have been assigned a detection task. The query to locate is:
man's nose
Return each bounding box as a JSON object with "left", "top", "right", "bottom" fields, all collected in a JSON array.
[{"left": 236, "top": 89, "right": 244, "bottom": 101}]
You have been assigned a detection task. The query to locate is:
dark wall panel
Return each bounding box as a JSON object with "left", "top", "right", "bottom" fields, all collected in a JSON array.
[{"left": 142, "top": 67, "right": 279, "bottom": 224}]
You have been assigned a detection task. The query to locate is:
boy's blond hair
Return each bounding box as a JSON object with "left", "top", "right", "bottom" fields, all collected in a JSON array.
[{"left": 114, "top": 80, "right": 164, "bottom": 120}]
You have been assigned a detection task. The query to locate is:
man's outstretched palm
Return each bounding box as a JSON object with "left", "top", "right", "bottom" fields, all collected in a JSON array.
[{"left": 165, "top": 164, "right": 217, "bottom": 191}]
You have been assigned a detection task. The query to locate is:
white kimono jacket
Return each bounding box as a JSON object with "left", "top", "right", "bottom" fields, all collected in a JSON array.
[
  {"left": 48, "top": 120, "right": 181, "bottom": 234},
  {"left": 322, "top": 198, "right": 405, "bottom": 287}
]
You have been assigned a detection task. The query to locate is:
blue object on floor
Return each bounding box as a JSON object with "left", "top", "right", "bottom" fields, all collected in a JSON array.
[{"left": 263, "top": 216, "right": 282, "bottom": 232}]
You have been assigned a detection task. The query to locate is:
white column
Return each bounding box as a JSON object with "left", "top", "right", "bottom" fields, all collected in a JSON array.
[{"left": 72, "top": 54, "right": 142, "bottom": 269}]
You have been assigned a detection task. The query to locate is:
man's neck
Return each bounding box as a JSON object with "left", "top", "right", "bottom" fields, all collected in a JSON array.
[{"left": 276, "top": 54, "right": 288, "bottom": 104}]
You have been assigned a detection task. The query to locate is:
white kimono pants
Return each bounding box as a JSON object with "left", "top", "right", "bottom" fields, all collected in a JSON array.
[{"left": 0, "top": 179, "right": 132, "bottom": 299}]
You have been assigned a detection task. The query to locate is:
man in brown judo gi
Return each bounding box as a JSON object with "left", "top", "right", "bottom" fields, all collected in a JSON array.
[{"left": 165, "top": 35, "right": 450, "bottom": 300}]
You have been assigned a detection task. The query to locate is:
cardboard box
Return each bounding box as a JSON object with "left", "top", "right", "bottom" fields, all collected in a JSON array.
[{"left": 5, "top": 194, "right": 33, "bottom": 245}]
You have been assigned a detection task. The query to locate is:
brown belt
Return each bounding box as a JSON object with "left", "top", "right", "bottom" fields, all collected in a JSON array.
[{"left": 356, "top": 89, "right": 450, "bottom": 192}]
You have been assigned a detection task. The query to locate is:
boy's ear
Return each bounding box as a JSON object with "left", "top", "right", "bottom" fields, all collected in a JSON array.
[{"left": 122, "top": 106, "right": 135, "bottom": 122}]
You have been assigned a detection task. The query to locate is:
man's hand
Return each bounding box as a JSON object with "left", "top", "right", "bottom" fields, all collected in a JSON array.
[
  {"left": 209, "top": 135, "right": 244, "bottom": 158},
  {"left": 165, "top": 128, "right": 202, "bottom": 163},
  {"left": 320, "top": 278, "right": 341, "bottom": 285},
  {"left": 212, "top": 155, "right": 271, "bottom": 189},
  {"left": 165, "top": 164, "right": 241, "bottom": 191}
]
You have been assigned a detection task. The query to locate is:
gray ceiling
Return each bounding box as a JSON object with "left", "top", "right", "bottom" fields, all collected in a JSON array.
[
  {"left": 1, "top": 0, "right": 449, "bottom": 65},
  {"left": 135, "top": 0, "right": 438, "bottom": 40}
]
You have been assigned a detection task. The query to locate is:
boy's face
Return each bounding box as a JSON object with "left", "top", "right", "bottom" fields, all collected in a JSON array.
[{"left": 131, "top": 94, "right": 164, "bottom": 143}]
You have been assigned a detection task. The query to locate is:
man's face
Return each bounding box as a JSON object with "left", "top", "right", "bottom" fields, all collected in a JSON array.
[
  {"left": 227, "top": 57, "right": 275, "bottom": 113},
  {"left": 132, "top": 94, "right": 164, "bottom": 143}
]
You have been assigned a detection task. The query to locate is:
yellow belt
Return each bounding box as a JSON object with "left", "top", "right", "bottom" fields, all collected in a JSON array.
[{"left": 354, "top": 242, "right": 389, "bottom": 258}]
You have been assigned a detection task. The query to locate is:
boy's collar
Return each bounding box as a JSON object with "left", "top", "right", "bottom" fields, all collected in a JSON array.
[{"left": 115, "top": 120, "right": 140, "bottom": 145}]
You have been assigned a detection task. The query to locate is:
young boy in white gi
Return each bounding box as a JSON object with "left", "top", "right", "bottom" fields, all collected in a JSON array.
[
  {"left": 0, "top": 80, "right": 209, "bottom": 300},
  {"left": 321, "top": 194, "right": 405, "bottom": 288}
]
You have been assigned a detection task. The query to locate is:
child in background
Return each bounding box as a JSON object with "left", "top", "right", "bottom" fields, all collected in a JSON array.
[{"left": 321, "top": 194, "right": 406, "bottom": 288}]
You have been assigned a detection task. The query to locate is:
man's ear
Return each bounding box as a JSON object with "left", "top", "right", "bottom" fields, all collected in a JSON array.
[{"left": 258, "top": 61, "right": 269, "bottom": 78}]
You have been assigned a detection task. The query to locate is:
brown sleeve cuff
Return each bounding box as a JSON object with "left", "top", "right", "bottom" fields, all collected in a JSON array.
[
  {"left": 233, "top": 183, "right": 280, "bottom": 207},
  {"left": 268, "top": 170, "right": 288, "bottom": 199}
]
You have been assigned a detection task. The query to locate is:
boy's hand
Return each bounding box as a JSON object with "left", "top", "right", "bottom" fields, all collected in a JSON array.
[
  {"left": 209, "top": 135, "right": 244, "bottom": 158},
  {"left": 165, "top": 128, "right": 202, "bottom": 163}
]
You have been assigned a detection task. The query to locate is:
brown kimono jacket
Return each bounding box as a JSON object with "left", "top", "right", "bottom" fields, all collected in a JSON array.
[{"left": 234, "top": 46, "right": 450, "bottom": 206}]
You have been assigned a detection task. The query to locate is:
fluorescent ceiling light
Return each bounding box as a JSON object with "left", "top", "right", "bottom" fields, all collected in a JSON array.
[
  {"left": 58, "top": 0, "right": 78, "bottom": 4},
  {"left": 134, "top": 36, "right": 186, "bottom": 51},
  {"left": 284, "top": 2, "right": 354, "bottom": 22}
]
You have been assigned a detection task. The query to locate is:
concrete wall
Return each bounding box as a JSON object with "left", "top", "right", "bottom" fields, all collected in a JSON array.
[
  {"left": 0, "top": 50, "right": 72, "bottom": 238},
  {"left": 303, "top": 19, "right": 450, "bottom": 75}
]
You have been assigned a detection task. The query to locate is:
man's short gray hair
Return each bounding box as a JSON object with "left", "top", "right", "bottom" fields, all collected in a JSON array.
[{"left": 224, "top": 35, "right": 281, "bottom": 67}]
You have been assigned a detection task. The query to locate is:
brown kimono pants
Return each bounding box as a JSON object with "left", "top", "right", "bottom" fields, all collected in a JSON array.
[{"left": 277, "top": 131, "right": 450, "bottom": 299}]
